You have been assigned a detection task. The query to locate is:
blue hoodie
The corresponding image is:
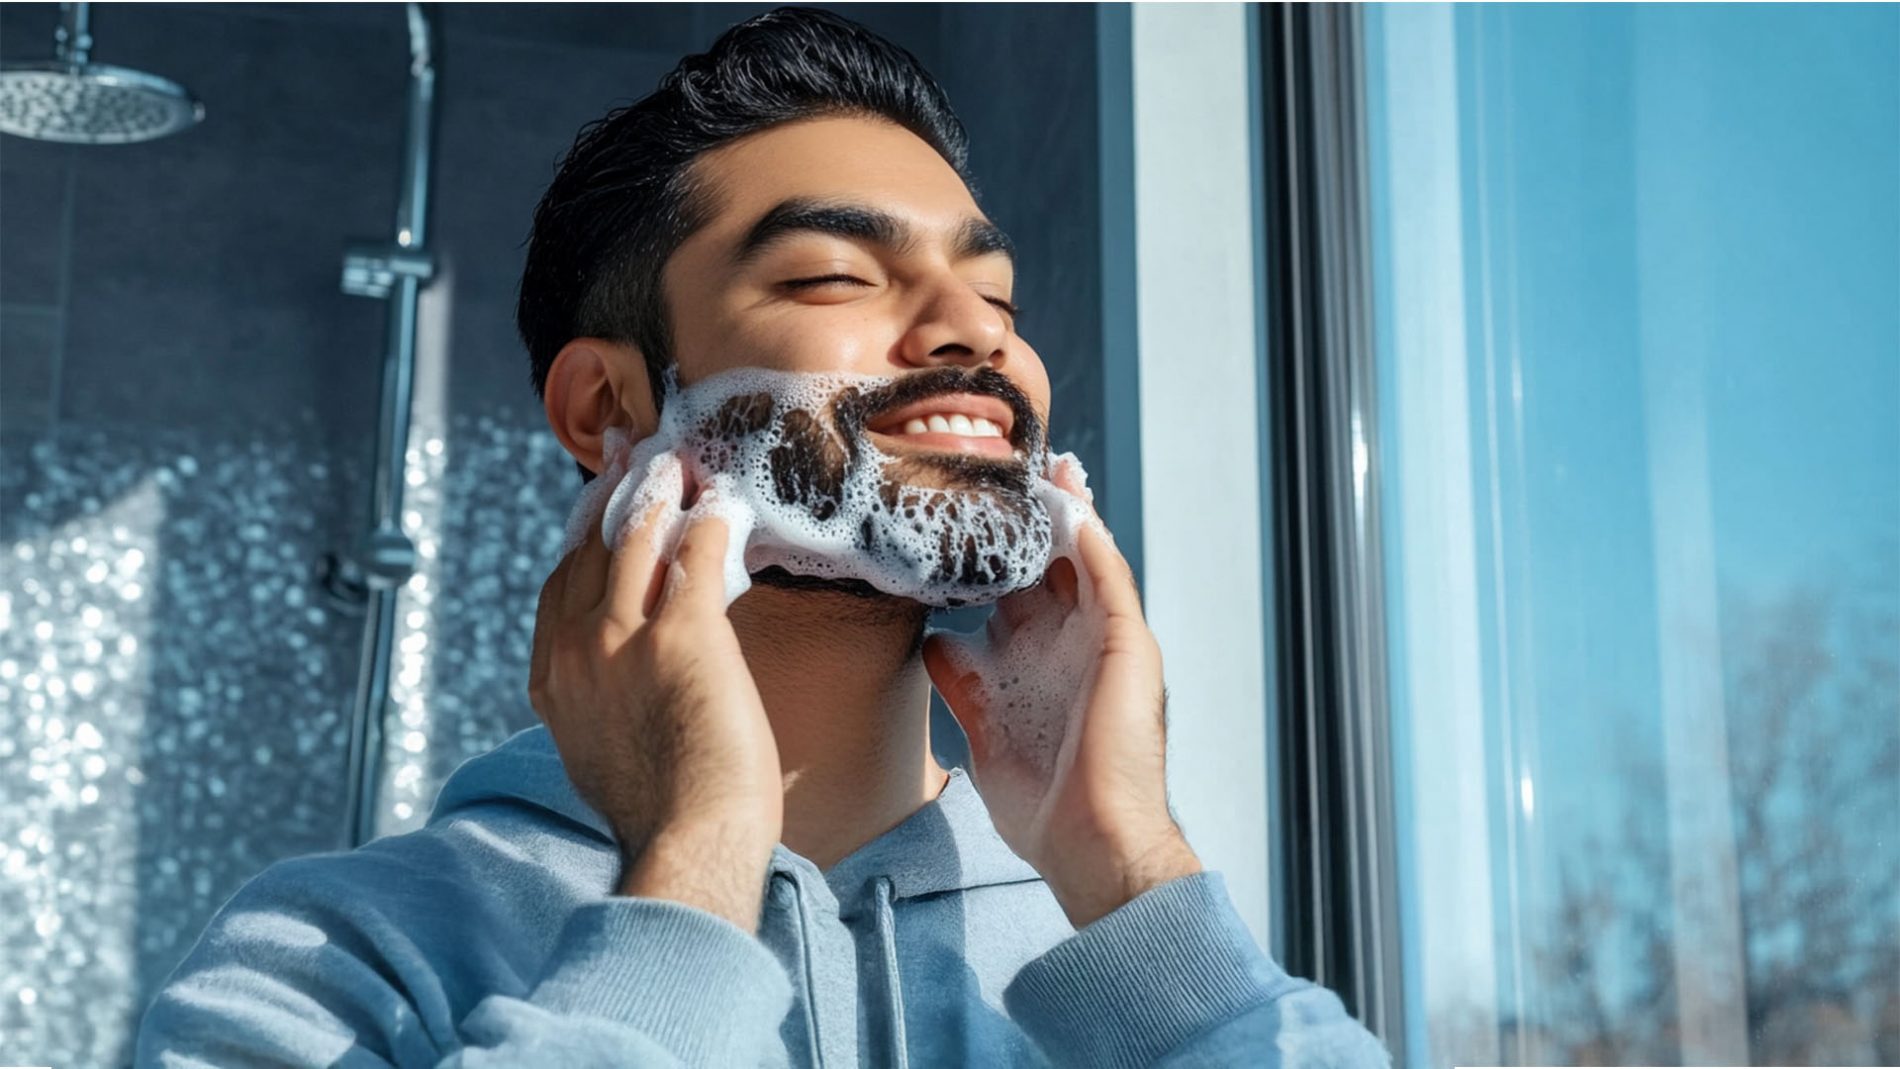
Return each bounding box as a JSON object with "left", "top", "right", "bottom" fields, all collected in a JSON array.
[{"left": 136, "top": 723, "right": 1392, "bottom": 1068}]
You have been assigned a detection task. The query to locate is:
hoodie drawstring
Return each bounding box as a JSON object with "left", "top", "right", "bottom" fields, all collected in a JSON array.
[
  {"left": 874, "top": 876, "right": 910, "bottom": 1069},
  {"left": 776, "top": 872, "right": 825, "bottom": 1068}
]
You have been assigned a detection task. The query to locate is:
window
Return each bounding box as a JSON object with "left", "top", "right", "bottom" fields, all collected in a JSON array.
[{"left": 1362, "top": 4, "right": 1899, "bottom": 1065}]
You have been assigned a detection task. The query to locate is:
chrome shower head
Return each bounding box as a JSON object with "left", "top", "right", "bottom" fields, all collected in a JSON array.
[
  {"left": 0, "top": 63, "right": 204, "bottom": 144},
  {"left": 0, "top": 3, "right": 203, "bottom": 145}
]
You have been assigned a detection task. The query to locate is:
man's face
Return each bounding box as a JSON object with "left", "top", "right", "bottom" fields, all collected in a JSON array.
[
  {"left": 644, "top": 114, "right": 1058, "bottom": 602},
  {"left": 663, "top": 114, "right": 1049, "bottom": 422}
]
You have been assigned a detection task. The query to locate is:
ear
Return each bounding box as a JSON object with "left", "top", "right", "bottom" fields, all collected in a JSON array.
[{"left": 544, "top": 338, "right": 658, "bottom": 477}]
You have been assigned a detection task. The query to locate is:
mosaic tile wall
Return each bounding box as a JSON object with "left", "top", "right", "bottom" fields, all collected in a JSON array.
[{"left": 0, "top": 410, "right": 576, "bottom": 1063}]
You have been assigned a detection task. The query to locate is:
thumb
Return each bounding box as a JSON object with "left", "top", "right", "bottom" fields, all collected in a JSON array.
[{"left": 923, "top": 632, "right": 989, "bottom": 754}]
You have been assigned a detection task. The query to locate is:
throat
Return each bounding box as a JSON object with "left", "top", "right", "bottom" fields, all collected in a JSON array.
[
  {"left": 788, "top": 760, "right": 953, "bottom": 872},
  {"left": 726, "top": 580, "right": 944, "bottom": 870}
]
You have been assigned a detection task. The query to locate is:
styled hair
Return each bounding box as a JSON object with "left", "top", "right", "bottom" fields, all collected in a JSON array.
[{"left": 516, "top": 6, "right": 973, "bottom": 485}]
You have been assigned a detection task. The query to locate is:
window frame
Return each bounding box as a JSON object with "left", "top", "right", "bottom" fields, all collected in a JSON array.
[{"left": 1256, "top": 2, "right": 1407, "bottom": 1059}]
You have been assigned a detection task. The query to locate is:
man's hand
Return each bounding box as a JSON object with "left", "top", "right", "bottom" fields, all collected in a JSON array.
[
  {"left": 922, "top": 462, "right": 1202, "bottom": 931},
  {"left": 528, "top": 492, "right": 782, "bottom": 932}
]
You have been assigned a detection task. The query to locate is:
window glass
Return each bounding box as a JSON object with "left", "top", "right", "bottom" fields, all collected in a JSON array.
[{"left": 1364, "top": 5, "right": 1899, "bottom": 1064}]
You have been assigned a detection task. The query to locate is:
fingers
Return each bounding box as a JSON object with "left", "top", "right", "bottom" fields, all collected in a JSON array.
[
  {"left": 1048, "top": 453, "right": 1109, "bottom": 618},
  {"left": 657, "top": 513, "right": 730, "bottom": 618},
  {"left": 1049, "top": 454, "right": 1088, "bottom": 502},
  {"left": 1043, "top": 452, "right": 1116, "bottom": 614},
  {"left": 992, "top": 587, "right": 1042, "bottom": 634},
  {"left": 990, "top": 556, "right": 1076, "bottom": 647},
  {"left": 1074, "top": 520, "right": 1145, "bottom": 622},
  {"left": 563, "top": 498, "right": 613, "bottom": 612},
  {"left": 922, "top": 634, "right": 1046, "bottom": 800},
  {"left": 528, "top": 556, "right": 567, "bottom": 720},
  {"left": 1044, "top": 555, "right": 1080, "bottom": 612},
  {"left": 922, "top": 632, "right": 986, "bottom": 750},
  {"left": 602, "top": 498, "right": 672, "bottom": 629}
]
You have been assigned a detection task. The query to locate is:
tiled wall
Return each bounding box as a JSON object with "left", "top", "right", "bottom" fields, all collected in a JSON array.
[{"left": 0, "top": 4, "right": 1105, "bottom": 1064}]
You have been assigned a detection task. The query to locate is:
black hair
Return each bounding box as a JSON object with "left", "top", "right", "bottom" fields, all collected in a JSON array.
[{"left": 516, "top": 6, "right": 974, "bottom": 486}]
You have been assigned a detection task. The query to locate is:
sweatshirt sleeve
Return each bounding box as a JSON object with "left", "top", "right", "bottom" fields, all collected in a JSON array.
[
  {"left": 133, "top": 859, "right": 793, "bottom": 1069},
  {"left": 1002, "top": 870, "right": 1392, "bottom": 1069}
]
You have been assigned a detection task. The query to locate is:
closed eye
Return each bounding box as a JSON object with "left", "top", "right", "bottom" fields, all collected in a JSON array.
[
  {"left": 783, "top": 274, "right": 872, "bottom": 289},
  {"left": 782, "top": 275, "right": 1022, "bottom": 322}
]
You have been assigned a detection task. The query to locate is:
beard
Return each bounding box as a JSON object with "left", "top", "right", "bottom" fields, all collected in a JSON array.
[
  {"left": 570, "top": 363, "right": 1063, "bottom": 611},
  {"left": 730, "top": 365, "right": 1053, "bottom": 607}
]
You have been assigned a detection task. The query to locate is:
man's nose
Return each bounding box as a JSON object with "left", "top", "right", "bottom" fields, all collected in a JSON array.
[{"left": 896, "top": 277, "right": 1010, "bottom": 368}]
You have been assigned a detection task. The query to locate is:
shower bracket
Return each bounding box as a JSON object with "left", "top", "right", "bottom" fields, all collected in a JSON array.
[
  {"left": 317, "top": 523, "right": 417, "bottom": 613},
  {"left": 340, "top": 241, "right": 436, "bottom": 300}
]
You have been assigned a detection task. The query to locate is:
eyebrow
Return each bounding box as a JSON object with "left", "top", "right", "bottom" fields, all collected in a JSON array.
[{"left": 731, "top": 197, "right": 1016, "bottom": 270}]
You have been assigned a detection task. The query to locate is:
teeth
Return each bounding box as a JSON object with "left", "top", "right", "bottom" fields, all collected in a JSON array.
[{"left": 890, "top": 413, "right": 1009, "bottom": 438}]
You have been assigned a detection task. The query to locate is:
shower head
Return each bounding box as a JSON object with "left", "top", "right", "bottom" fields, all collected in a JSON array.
[
  {"left": 0, "top": 2, "right": 203, "bottom": 145},
  {"left": 0, "top": 63, "right": 204, "bottom": 144}
]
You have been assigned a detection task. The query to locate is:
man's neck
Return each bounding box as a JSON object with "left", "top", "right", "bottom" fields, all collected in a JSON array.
[{"left": 729, "top": 583, "right": 951, "bottom": 872}]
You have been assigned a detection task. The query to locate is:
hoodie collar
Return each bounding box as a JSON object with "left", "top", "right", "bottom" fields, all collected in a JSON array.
[
  {"left": 428, "top": 724, "right": 1042, "bottom": 909},
  {"left": 777, "top": 763, "right": 1042, "bottom": 918}
]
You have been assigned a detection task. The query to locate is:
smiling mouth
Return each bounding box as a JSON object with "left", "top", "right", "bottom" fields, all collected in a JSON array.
[
  {"left": 862, "top": 391, "right": 1021, "bottom": 458},
  {"left": 866, "top": 427, "right": 1020, "bottom": 459}
]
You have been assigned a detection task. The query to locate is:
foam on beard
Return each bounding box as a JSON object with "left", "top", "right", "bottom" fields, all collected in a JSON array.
[{"left": 557, "top": 366, "right": 1096, "bottom": 610}]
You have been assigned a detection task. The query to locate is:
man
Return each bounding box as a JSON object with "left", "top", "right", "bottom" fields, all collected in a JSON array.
[{"left": 136, "top": 8, "right": 1391, "bottom": 1067}]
